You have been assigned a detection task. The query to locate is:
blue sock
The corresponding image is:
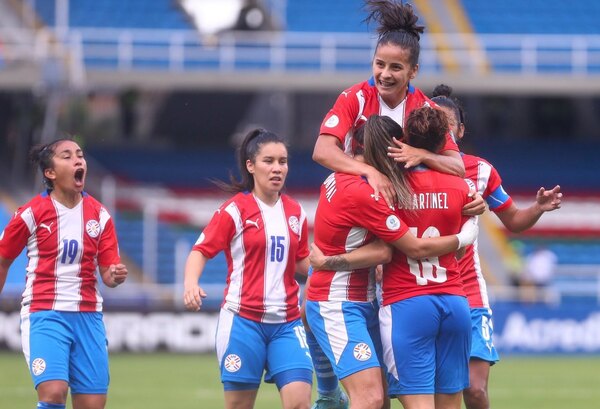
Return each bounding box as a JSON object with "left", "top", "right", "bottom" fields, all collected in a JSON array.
[
  {"left": 306, "top": 329, "right": 339, "bottom": 394},
  {"left": 37, "top": 403, "right": 66, "bottom": 409}
]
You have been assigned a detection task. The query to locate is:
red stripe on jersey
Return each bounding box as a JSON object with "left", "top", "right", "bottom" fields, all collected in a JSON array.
[
  {"left": 79, "top": 200, "right": 99, "bottom": 311},
  {"left": 30, "top": 198, "right": 60, "bottom": 311}
]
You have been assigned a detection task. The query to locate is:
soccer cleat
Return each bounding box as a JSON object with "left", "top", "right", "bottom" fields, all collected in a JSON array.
[{"left": 311, "top": 388, "right": 349, "bottom": 409}]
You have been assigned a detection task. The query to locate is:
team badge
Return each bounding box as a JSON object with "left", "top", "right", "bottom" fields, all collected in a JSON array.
[
  {"left": 385, "top": 215, "right": 401, "bottom": 231},
  {"left": 325, "top": 115, "right": 339, "bottom": 128},
  {"left": 85, "top": 220, "right": 101, "bottom": 238},
  {"left": 195, "top": 232, "right": 205, "bottom": 245},
  {"left": 288, "top": 216, "right": 299, "bottom": 234},
  {"left": 353, "top": 343, "right": 372, "bottom": 361},
  {"left": 224, "top": 354, "right": 242, "bottom": 372},
  {"left": 31, "top": 358, "right": 46, "bottom": 376}
]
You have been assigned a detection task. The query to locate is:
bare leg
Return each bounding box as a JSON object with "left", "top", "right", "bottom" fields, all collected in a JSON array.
[
  {"left": 463, "top": 358, "right": 491, "bottom": 409},
  {"left": 37, "top": 380, "right": 69, "bottom": 405},
  {"left": 434, "top": 392, "right": 463, "bottom": 409},
  {"left": 72, "top": 393, "right": 107, "bottom": 409},
  {"left": 279, "top": 380, "right": 312, "bottom": 409},
  {"left": 340, "top": 367, "right": 384, "bottom": 409},
  {"left": 224, "top": 389, "right": 259, "bottom": 409}
]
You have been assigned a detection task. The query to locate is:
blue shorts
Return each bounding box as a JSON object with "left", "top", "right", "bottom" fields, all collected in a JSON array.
[
  {"left": 21, "top": 310, "right": 109, "bottom": 394},
  {"left": 215, "top": 309, "right": 313, "bottom": 387},
  {"left": 305, "top": 300, "right": 382, "bottom": 380},
  {"left": 379, "top": 295, "right": 471, "bottom": 395},
  {"left": 470, "top": 308, "right": 500, "bottom": 364}
]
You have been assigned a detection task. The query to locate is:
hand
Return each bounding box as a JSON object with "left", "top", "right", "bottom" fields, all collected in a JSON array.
[
  {"left": 462, "top": 191, "right": 486, "bottom": 216},
  {"left": 364, "top": 167, "right": 396, "bottom": 209},
  {"left": 375, "top": 264, "right": 383, "bottom": 283},
  {"left": 109, "top": 264, "right": 127, "bottom": 287},
  {"left": 309, "top": 243, "right": 327, "bottom": 270},
  {"left": 183, "top": 283, "right": 207, "bottom": 311},
  {"left": 387, "top": 138, "right": 426, "bottom": 168},
  {"left": 456, "top": 217, "right": 479, "bottom": 249},
  {"left": 536, "top": 185, "right": 562, "bottom": 211}
]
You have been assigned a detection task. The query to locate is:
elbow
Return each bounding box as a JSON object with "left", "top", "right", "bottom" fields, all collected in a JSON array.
[
  {"left": 312, "top": 147, "right": 327, "bottom": 166},
  {"left": 403, "top": 245, "right": 424, "bottom": 260},
  {"left": 380, "top": 246, "right": 393, "bottom": 264}
]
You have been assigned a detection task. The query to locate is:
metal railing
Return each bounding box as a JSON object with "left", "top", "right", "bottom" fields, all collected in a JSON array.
[{"left": 2, "top": 28, "right": 600, "bottom": 79}]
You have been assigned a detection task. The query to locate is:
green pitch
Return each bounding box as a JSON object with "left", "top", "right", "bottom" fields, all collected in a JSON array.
[{"left": 1, "top": 352, "right": 599, "bottom": 408}]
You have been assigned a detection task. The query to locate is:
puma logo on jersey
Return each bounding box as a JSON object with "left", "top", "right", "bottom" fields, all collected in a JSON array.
[
  {"left": 39, "top": 222, "right": 54, "bottom": 233},
  {"left": 341, "top": 90, "right": 351, "bottom": 97},
  {"left": 245, "top": 219, "right": 259, "bottom": 229}
]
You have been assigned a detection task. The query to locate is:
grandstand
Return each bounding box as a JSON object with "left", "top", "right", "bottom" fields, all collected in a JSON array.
[{"left": 0, "top": 0, "right": 599, "bottom": 332}]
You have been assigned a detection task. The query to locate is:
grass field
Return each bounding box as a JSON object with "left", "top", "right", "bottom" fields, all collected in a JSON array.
[{"left": 1, "top": 352, "right": 599, "bottom": 408}]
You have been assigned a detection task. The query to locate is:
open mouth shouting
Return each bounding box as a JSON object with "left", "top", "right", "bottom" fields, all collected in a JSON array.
[{"left": 74, "top": 168, "right": 85, "bottom": 188}]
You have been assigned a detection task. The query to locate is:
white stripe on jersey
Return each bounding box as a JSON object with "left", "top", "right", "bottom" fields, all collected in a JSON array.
[
  {"left": 52, "top": 200, "right": 86, "bottom": 311},
  {"left": 477, "top": 161, "right": 492, "bottom": 195},
  {"left": 21, "top": 208, "right": 39, "bottom": 305},
  {"left": 258, "top": 199, "right": 290, "bottom": 322},
  {"left": 471, "top": 239, "right": 490, "bottom": 308},
  {"left": 328, "top": 227, "right": 375, "bottom": 301},
  {"left": 223, "top": 202, "right": 244, "bottom": 315}
]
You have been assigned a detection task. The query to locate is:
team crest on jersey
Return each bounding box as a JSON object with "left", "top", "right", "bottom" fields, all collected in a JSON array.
[
  {"left": 385, "top": 215, "right": 401, "bottom": 231},
  {"left": 325, "top": 115, "right": 339, "bottom": 128},
  {"left": 224, "top": 354, "right": 242, "bottom": 372},
  {"left": 288, "top": 216, "right": 299, "bottom": 234},
  {"left": 85, "top": 220, "right": 101, "bottom": 238},
  {"left": 195, "top": 232, "right": 205, "bottom": 245},
  {"left": 353, "top": 343, "right": 372, "bottom": 361},
  {"left": 31, "top": 358, "right": 46, "bottom": 376}
]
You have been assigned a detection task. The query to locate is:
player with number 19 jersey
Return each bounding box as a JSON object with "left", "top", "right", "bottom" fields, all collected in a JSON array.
[
  {"left": 193, "top": 191, "right": 309, "bottom": 324},
  {"left": 0, "top": 191, "right": 120, "bottom": 314}
]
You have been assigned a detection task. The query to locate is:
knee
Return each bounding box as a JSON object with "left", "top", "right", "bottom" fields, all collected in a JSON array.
[
  {"left": 464, "top": 383, "right": 489, "bottom": 409},
  {"left": 357, "top": 389, "right": 384, "bottom": 409},
  {"left": 37, "top": 382, "right": 68, "bottom": 404}
]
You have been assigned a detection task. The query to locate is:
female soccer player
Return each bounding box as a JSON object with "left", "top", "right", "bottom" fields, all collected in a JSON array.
[
  {"left": 0, "top": 138, "right": 128, "bottom": 409},
  {"left": 431, "top": 84, "right": 562, "bottom": 409},
  {"left": 306, "top": 113, "right": 479, "bottom": 409},
  {"left": 183, "top": 128, "right": 313, "bottom": 409},
  {"left": 313, "top": 0, "right": 465, "bottom": 206}
]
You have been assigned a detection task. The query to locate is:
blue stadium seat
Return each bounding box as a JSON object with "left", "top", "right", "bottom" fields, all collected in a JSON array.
[{"left": 32, "top": 0, "right": 193, "bottom": 30}]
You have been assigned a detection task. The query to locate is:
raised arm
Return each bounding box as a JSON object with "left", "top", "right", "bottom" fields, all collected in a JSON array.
[
  {"left": 313, "top": 134, "right": 396, "bottom": 205},
  {"left": 183, "top": 250, "right": 209, "bottom": 311},
  {"left": 388, "top": 138, "right": 465, "bottom": 177},
  {"left": 496, "top": 185, "right": 562, "bottom": 233}
]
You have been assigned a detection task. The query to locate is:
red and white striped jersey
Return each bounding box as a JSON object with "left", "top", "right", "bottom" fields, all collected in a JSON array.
[
  {"left": 193, "top": 192, "right": 309, "bottom": 324},
  {"left": 308, "top": 173, "right": 409, "bottom": 302},
  {"left": 381, "top": 167, "right": 471, "bottom": 305},
  {"left": 319, "top": 79, "right": 459, "bottom": 155},
  {"left": 0, "top": 191, "right": 120, "bottom": 313},
  {"left": 460, "top": 154, "right": 513, "bottom": 308}
]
